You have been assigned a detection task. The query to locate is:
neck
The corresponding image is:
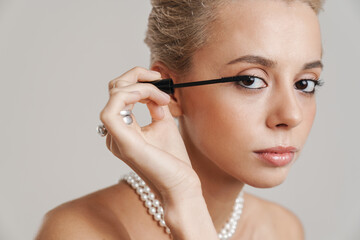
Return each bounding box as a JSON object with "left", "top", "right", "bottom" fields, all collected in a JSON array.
[{"left": 178, "top": 120, "right": 245, "bottom": 232}]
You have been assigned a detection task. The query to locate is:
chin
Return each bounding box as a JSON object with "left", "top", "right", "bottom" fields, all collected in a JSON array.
[
  {"left": 247, "top": 177, "right": 286, "bottom": 188},
  {"left": 240, "top": 166, "right": 291, "bottom": 189}
]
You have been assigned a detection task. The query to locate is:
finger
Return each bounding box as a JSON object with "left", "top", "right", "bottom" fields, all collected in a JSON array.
[
  {"left": 103, "top": 90, "right": 142, "bottom": 117},
  {"left": 101, "top": 90, "right": 164, "bottom": 157},
  {"left": 146, "top": 100, "right": 165, "bottom": 121},
  {"left": 105, "top": 85, "right": 170, "bottom": 118},
  {"left": 109, "top": 67, "right": 161, "bottom": 91},
  {"left": 161, "top": 104, "right": 176, "bottom": 121},
  {"left": 117, "top": 83, "right": 171, "bottom": 124},
  {"left": 118, "top": 82, "right": 170, "bottom": 106},
  {"left": 100, "top": 91, "right": 143, "bottom": 148}
]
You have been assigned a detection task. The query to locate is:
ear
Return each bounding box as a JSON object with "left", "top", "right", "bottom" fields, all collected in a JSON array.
[{"left": 150, "top": 62, "right": 183, "bottom": 118}]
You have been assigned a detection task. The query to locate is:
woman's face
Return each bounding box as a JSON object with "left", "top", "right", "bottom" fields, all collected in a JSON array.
[{"left": 175, "top": 0, "right": 323, "bottom": 188}]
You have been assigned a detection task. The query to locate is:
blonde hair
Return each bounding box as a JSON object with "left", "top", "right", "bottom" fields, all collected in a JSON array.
[{"left": 144, "top": 0, "right": 325, "bottom": 76}]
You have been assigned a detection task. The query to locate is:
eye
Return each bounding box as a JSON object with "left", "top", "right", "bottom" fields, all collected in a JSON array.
[
  {"left": 235, "top": 75, "right": 267, "bottom": 89},
  {"left": 294, "top": 79, "right": 318, "bottom": 93}
]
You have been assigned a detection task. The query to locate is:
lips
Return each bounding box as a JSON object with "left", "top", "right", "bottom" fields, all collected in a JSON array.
[
  {"left": 254, "top": 146, "right": 298, "bottom": 167},
  {"left": 254, "top": 146, "right": 298, "bottom": 153}
]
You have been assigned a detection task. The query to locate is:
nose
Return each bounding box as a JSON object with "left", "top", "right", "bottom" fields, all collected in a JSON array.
[{"left": 266, "top": 86, "right": 303, "bottom": 129}]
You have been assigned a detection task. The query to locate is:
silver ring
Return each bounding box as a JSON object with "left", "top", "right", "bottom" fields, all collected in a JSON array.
[
  {"left": 122, "top": 115, "right": 133, "bottom": 125},
  {"left": 97, "top": 124, "right": 108, "bottom": 137},
  {"left": 120, "top": 110, "right": 132, "bottom": 116},
  {"left": 121, "top": 109, "right": 133, "bottom": 125},
  {"left": 97, "top": 110, "right": 133, "bottom": 137}
]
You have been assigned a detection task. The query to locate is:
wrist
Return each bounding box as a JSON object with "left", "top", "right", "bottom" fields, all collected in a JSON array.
[
  {"left": 161, "top": 173, "right": 203, "bottom": 208},
  {"left": 163, "top": 195, "right": 218, "bottom": 240}
]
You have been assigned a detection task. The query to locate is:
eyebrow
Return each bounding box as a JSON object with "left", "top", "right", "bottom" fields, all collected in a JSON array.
[
  {"left": 227, "top": 55, "right": 323, "bottom": 70},
  {"left": 303, "top": 60, "right": 323, "bottom": 70}
]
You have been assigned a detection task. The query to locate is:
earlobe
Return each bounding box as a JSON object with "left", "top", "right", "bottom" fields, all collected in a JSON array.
[
  {"left": 168, "top": 93, "right": 183, "bottom": 118},
  {"left": 150, "top": 62, "right": 184, "bottom": 118}
]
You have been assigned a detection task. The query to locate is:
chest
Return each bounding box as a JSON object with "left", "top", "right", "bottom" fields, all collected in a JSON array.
[
  {"left": 123, "top": 216, "right": 279, "bottom": 240},
  {"left": 232, "top": 216, "right": 283, "bottom": 240}
]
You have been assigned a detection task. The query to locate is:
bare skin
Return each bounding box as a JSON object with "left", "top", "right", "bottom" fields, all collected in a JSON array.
[
  {"left": 36, "top": 0, "right": 322, "bottom": 239},
  {"left": 35, "top": 182, "right": 304, "bottom": 240}
]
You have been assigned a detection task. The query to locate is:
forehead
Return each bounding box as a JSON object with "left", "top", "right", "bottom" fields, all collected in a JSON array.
[{"left": 195, "top": 0, "right": 322, "bottom": 70}]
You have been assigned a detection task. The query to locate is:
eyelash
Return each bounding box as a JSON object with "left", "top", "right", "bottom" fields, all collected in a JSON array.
[
  {"left": 235, "top": 75, "right": 324, "bottom": 95},
  {"left": 297, "top": 78, "right": 324, "bottom": 95}
]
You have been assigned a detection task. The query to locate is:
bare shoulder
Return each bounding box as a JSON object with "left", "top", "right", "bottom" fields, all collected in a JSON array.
[
  {"left": 244, "top": 192, "right": 305, "bottom": 240},
  {"left": 35, "top": 183, "right": 131, "bottom": 240}
]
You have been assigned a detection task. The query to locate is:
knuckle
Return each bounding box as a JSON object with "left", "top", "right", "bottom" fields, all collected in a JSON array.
[
  {"left": 131, "top": 66, "right": 150, "bottom": 79},
  {"left": 109, "top": 88, "right": 118, "bottom": 95},
  {"left": 108, "top": 80, "right": 114, "bottom": 90},
  {"left": 117, "top": 80, "right": 130, "bottom": 87},
  {"left": 132, "top": 66, "right": 146, "bottom": 73},
  {"left": 99, "top": 110, "right": 111, "bottom": 123}
]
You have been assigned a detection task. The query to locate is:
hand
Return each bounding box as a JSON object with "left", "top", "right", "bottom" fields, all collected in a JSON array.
[{"left": 99, "top": 67, "right": 202, "bottom": 204}]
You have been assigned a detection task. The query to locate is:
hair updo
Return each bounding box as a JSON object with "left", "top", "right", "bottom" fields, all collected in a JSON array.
[{"left": 144, "top": 0, "right": 325, "bottom": 77}]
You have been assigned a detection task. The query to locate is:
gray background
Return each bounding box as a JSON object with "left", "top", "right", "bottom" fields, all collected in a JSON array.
[{"left": 0, "top": 0, "right": 359, "bottom": 239}]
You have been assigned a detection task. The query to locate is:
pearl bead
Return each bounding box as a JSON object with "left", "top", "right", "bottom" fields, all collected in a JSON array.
[
  {"left": 148, "top": 193, "right": 155, "bottom": 200},
  {"left": 144, "top": 186, "right": 150, "bottom": 193},
  {"left": 149, "top": 207, "right": 157, "bottom": 215},
  {"left": 154, "top": 213, "right": 161, "bottom": 221},
  {"left": 236, "top": 198, "right": 244, "bottom": 203},
  {"left": 234, "top": 204, "right": 241, "bottom": 210},
  {"left": 232, "top": 222, "right": 238, "bottom": 229},
  {"left": 121, "top": 171, "right": 244, "bottom": 239},
  {"left": 136, "top": 188, "right": 144, "bottom": 194},
  {"left": 153, "top": 199, "right": 160, "bottom": 207},
  {"left": 145, "top": 200, "right": 152, "bottom": 208},
  {"left": 225, "top": 223, "right": 231, "bottom": 229},
  {"left": 141, "top": 193, "right": 148, "bottom": 201}
]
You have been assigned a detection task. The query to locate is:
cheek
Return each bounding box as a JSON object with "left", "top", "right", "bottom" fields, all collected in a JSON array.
[
  {"left": 183, "top": 88, "right": 265, "bottom": 162},
  {"left": 299, "top": 99, "right": 317, "bottom": 140}
]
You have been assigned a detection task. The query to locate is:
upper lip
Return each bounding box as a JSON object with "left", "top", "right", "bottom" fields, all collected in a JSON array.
[{"left": 254, "top": 146, "right": 299, "bottom": 153}]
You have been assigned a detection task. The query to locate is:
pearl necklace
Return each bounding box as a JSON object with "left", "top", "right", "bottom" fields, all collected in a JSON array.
[{"left": 121, "top": 171, "right": 244, "bottom": 240}]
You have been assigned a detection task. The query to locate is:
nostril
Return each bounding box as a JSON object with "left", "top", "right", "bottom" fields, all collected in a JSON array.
[{"left": 276, "top": 123, "right": 288, "bottom": 128}]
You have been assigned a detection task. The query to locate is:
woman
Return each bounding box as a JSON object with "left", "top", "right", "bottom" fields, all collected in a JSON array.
[{"left": 36, "top": 0, "right": 324, "bottom": 239}]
